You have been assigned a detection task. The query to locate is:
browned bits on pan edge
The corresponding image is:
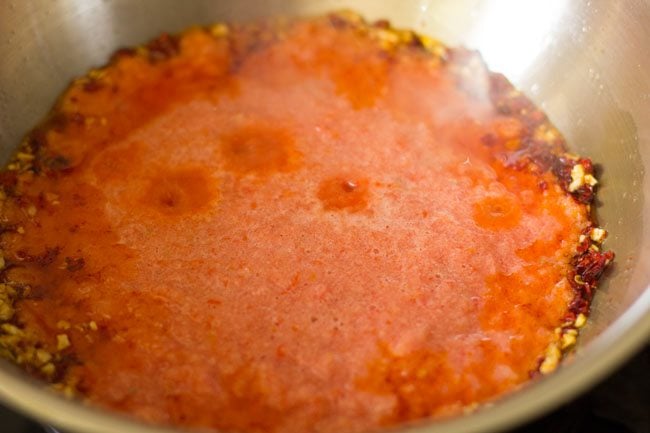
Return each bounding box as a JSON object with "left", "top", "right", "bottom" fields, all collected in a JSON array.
[
  {"left": 0, "top": 203, "right": 73, "bottom": 385},
  {"left": 329, "top": 11, "right": 447, "bottom": 60},
  {"left": 487, "top": 72, "right": 599, "bottom": 205},
  {"left": 552, "top": 156, "right": 598, "bottom": 204},
  {"left": 487, "top": 67, "right": 612, "bottom": 377},
  {"left": 225, "top": 20, "right": 286, "bottom": 72},
  {"left": 533, "top": 225, "right": 613, "bottom": 376},
  {"left": 0, "top": 283, "right": 61, "bottom": 382},
  {"left": 0, "top": 137, "right": 80, "bottom": 389}
]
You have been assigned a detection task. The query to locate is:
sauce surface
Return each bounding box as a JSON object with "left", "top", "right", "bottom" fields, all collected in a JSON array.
[{"left": 0, "top": 13, "right": 604, "bottom": 433}]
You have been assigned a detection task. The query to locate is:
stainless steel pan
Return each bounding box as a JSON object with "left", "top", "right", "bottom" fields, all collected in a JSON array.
[{"left": 0, "top": 1, "right": 648, "bottom": 432}]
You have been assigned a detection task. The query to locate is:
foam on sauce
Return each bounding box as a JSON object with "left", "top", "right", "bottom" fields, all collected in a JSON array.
[{"left": 0, "top": 13, "right": 597, "bottom": 433}]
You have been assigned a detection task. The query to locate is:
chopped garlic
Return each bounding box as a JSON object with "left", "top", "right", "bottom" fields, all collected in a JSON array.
[
  {"left": 568, "top": 164, "right": 585, "bottom": 192},
  {"left": 56, "top": 320, "right": 71, "bottom": 330},
  {"left": 375, "top": 28, "right": 400, "bottom": 49},
  {"left": 539, "top": 343, "right": 561, "bottom": 375},
  {"left": 1, "top": 323, "right": 22, "bottom": 336},
  {"left": 561, "top": 332, "right": 577, "bottom": 349},
  {"left": 40, "top": 363, "right": 56, "bottom": 376},
  {"left": 418, "top": 34, "right": 447, "bottom": 58},
  {"left": 210, "top": 23, "right": 229, "bottom": 37},
  {"left": 590, "top": 227, "right": 606, "bottom": 243},
  {"left": 56, "top": 334, "right": 71, "bottom": 351},
  {"left": 61, "top": 385, "right": 76, "bottom": 399},
  {"left": 584, "top": 174, "right": 598, "bottom": 186},
  {"left": 0, "top": 301, "right": 13, "bottom": 321},
  {"left": 16, "top": 152, "right": 35, "bottom": 162},
  {"left": 35, "top": 349, "right": 52, "bottom": 364}
]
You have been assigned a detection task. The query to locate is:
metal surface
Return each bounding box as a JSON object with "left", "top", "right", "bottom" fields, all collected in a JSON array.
[{"left": 0, "top": 1, "right": 648, "bottom": 433}]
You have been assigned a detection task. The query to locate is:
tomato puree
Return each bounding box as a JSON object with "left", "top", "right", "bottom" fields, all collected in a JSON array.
[{"left": 0, "top": 12, "right": 612, "bottom": 433}]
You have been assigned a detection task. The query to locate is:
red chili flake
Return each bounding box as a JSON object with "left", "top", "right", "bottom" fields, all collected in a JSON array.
[
  {"left": 579, "top": 158, "right": 593, "bottom": 173},
  {"left": 568, "top": 240, "right": 614, "bottom": 316},
  {"left": 575, "top": 250, "right": 614, "bottom": 283},
  {"left": 109, "top": 47, "right": 136, "bottom": 63},
  {"left": 573, "top": 185, "right": 595, "bottom": 204},
  {"left": 83, "top": 79, "right": 103, "bottom": 93},
  {"left": 568, "top": 295, "right": 590, "bottom": 316},
  {"left": 146, "top": 33, "right": 180, "bottom": 63}
]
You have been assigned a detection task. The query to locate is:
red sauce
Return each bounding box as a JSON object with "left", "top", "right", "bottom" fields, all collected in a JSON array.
[
  {"left": 318, "top": 177, "right": 370, "bottom": 212},
  {"left": 0, "top": 13, "right": 597, "bottom": 433},
  {"left": 141, "top": 167, "right": 217, "bottom": 216},
  {"left": 473, "top": 195, "right": 522, "bottom": 230},
  {"left": 291, "top": 21, "right": 390, "bottom": 109},
  {"left": 219, "top": 125, "right": 301, "bottom": 176}
]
